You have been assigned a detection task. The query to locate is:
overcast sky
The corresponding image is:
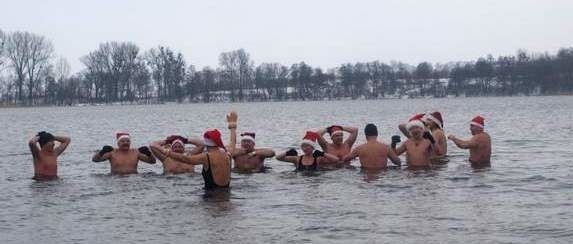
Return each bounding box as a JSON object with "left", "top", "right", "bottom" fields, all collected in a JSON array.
[{"left": 1, "top": 0, "right": 572, "bottom": 72}]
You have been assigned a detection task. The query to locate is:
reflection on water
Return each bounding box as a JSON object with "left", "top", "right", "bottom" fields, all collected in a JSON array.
[{"left": 1, "top": 96, "right": 573, "bottom": 243}]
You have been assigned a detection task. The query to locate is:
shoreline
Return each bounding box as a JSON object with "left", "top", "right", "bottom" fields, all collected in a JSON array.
[{"left": 1, "top": 93, "right": 572, "bottom": 109}]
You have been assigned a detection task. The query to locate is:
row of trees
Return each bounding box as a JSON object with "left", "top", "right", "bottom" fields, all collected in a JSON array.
[{"left": 1, "top": 29, "right": 572, "bottom": 106}]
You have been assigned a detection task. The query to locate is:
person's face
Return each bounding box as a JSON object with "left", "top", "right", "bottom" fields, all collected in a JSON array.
[
  {"left": 301, "top": 143, "right": 314, "bottom": 155},
  {"left": 241, "top": 139, "right": 255, "bottom": 152},
  {"left": 171, "top": 143, "right": 185, "bottom": 153},
  {"left": 117, "top": 138, "right": 131, "bottom": 150},
  {"left": 41, "top": 141, "right": 55, "bottom": 152},
  {"left": 409, "top": 126, "right": 424, "bottom": 139},
  {"left": 331, "top": 133, "right": 343, "bottom": 144}
]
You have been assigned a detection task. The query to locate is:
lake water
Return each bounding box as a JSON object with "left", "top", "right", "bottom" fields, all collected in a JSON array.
[{"left": 1, "top": 96, "right": 572, "bottom": 243}]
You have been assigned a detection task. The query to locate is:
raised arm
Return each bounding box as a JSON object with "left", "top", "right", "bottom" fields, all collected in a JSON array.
[
  {"left": 398, "top": 123, "right": 411, "bottom": 138},
  {"left": 343, "top": 126, "right": 359, "bottom": 147},
  {"left": 92, "top": 145, "right": 113, "bottom": 162},
  {"left": 315, "top": 151, "right": 339, "bottom": 164},
  {"left": 316, "top": 128, "right": 329, "bottom": 151},
  {"left": 149, "top": 140, "right": 168, "bottom": 161},
  {"left": 227, "top": 111, "right": 238, "bottom": 155},
  {"left": 387, "top": 146, "right": 402, "bottom": 166},
  {"left": 393, "top": 141, "right": 407, "bottom": 156},
  {"left": 138, "top": 146, "right": 156, "bottom": 164},
  {"left": 187, "top": 137, "right": 205, "bottom": 155},
  {"left": 276, "top": 149, "right": 299, "bottom": 164},
  {"left": 54, "top": 136, "right": 71, "bottom": 156},
  {"left": 448, "top": 135, "right": 477, "bottom": 149},
  {"left": 28, "top": 136, "right": 40, "bottom": 159}
]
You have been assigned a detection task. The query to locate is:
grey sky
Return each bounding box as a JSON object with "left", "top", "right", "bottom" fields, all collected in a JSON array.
[{"left": 1, "top": 0, "right": 572, "bottom": 72}]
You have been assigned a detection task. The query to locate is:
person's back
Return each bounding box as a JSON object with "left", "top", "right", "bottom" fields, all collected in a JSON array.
[
  {"left": 343, "top": 124, "right": 400, "bottom": 169},
  {"left": 204, "top": 148, "right": 231, "bottom": 187},
  {"left": 29, "top": 132, "right": 71, "bottom": 180},
  {"left": 357, "top": 141, "right": 392, "bottom": 169}
]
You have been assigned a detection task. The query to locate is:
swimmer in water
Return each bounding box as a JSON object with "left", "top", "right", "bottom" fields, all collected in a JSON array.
[
  {"left": 422, "top": 111, "right": 448, "bottom": 162},
  {"left": 276, "top": 131, "right": 339, "bottom": 171},
  {"left": 149, "top": 135, "right": 204, "bottom": 175},
  {"left": 448, "top": 115, "right": 492, "bottom": 168},
  {"left": 392, "top": 116, "right": 443, "bottom": 168},
  {"left": 342, "top": 124, "right": 401, "bottom": 169},
  {"left": 227, "top": 111, "right": 275, "bottom": 173},
  {"left": 28, "top": 131, "right": 71, "bottom": 180},
  {"left": 166, "top": 128, "right": 232, "bottom": 190},
  {"left": 92, "top": 131, "right": 156, "bottom": 175},
  {"left": 316, "top": 125, "right": 358, "bottom": 167}
]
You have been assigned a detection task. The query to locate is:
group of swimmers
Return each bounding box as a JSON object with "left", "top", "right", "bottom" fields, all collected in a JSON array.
[{"left": 29, "top": 111, "right": 491, "bottom": 189}]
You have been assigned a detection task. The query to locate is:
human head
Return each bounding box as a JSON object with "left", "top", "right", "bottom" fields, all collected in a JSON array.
[
  {"left": 327, "top": 125, "right": 344, "bottom": 144},
  {"left": 301, "top": 131, "right": 318, "bottom": 155},
  {"left": 38, "top": 131, "right": 55, "bottom": 151},
  {"left": 170, "top": 139, "right": 185, "bottom": 153},
  {"left": 364, "top": 123, "right": 378, "bottom": 138},
  {"left": 423, "top": 112, "right": 443, "bottom": 130},
  {"left": 406, "top": 119, "right": 425, "bottom": 139},
  {"left": 470, "top": 115, "right": 485, "bottom": 135},
  {"left": 116, "top": 131, "right": 131, "bottom": 151},
  {"left": 240, "top": 132, "right": 256, "bottom": 152},
  {"left": 203, "top": 129, "right": 225, "bottom": 148}
]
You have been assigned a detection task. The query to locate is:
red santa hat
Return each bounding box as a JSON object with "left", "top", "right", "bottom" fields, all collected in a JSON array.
[
  {"left": 327, "top": 125, "right": 344, "bottom": 136},
  {"left": 203, "top": 129, "right": 225, "bottom": 148},
  {"left": 116, "top": 131, "right": 131, "bottom": 141},
  {"left": 406, "top": 114, "right": 426, "bottom": 131},
  {"left": 423, "top": 111, "right": 443, "bottom": 129},
  {"left": 301, "top": 131, "right": 319, "bottom": 148},
  {"left": 470, "top": 116, "right": 485, "bottom": 129},
  {"left": 240, "top": 132, "right": 256, "bottom": 143}
]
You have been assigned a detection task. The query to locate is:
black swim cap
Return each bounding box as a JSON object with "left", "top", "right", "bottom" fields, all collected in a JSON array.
[
  {"left": 38, "top": 131, "right": 55, "bottom": 147},
  {"left": 364, "top": 124, "right": 378, "bottom": 137}
]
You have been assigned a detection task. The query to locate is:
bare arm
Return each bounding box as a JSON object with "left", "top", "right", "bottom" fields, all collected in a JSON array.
[
  {"left": 393, "top": 141, "right": 407, "bottom": 156},
  {"left": 28, "top": 136, "right": 40, "bottom": 159},
  {"left": 275, "top": 151, "right": 299, "bottom": 164},
  {"left": 167, "top": 150, "right": 208, "bottom": 165},
  {"left": 253, "top": 148, "right": 276, "bottom": 158},
  {"left": 316, "top": 128, "right": 329, "bottom": 151},
  {"left": 187, "top": 137, "right": 205, "bottom": 155},
  {"left": 319, "top": 152, "right": 339, "bottom": 164},
  {"left": 138, "top": 150, "right": 156, "bottom": 164},
  {"left": 227, "top": 111, "right": 238, "bottom": 155},
  {"left": 53, "top": 136, "right": 71, "bottom": 156},
  {"left": 342, "top": 147, "right": 360, "bottom": 162},
  {"left": 398, "top": 123, "right": 411, "bottom": 138},
  {"left": 92, "top": 150, "right": 112, "bottom": 162},
  {"left": 149, "top": 140, "right": 168, "bottom": 161},
  {"left": 343, "top": 126, "right": 359, "bottom": 147},
  {"left": 449, "top": 135, "right": 478, "bottom": 149},
  {"left": 434, "top": 133, "right": 446, "bottom": 156},
  {"left": 387, "top": 146, "right": 402, "bottom": 166}
]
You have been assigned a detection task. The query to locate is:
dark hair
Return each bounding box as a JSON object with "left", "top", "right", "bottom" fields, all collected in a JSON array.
[
  {"left": 38, "top": 131, "right": 55, "bottom": 147},
  {"left": 364, "top": 124, "right": 378, "bottom": 137}
]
